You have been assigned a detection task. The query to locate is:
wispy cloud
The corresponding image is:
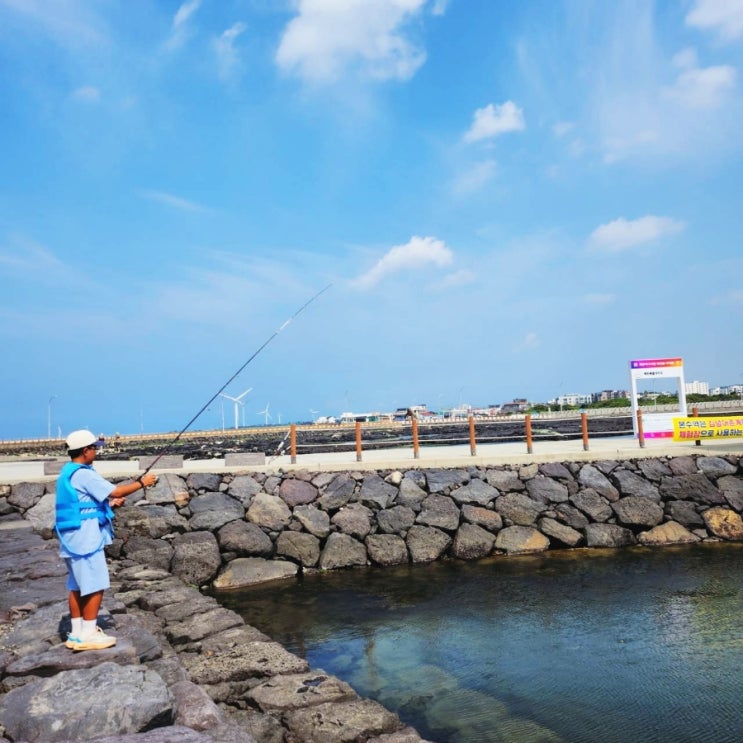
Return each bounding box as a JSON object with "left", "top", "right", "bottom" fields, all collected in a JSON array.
[
  {"left": 686, "top": 0, "right": 743, "bottom": 42},
  {"left": 588, "top": 216, "right": 685, "bottom": 253},
  {"left": 276, "top": 0, "right": 429, "bottom": 84},
  {"left": 139, "top": 189, "right": 209, "bottom": 213},
  {"left": 166, "top": 0, "right": 201, "bottom": 51},
  {"left": 451, "top": 159, "right": 497, "bottom": 195},
  {"left": 71, "top": 85, "right": 101, "bottom": 103},
  {"left": 583, "top": 293, "right": 616, "bottom": 306},
  {"left": 662, "top": 48, "right": 736, "bottom": 109},
  {"left": 215, "top": 22, "right": 247, "bottom": 80},
  {"left": 433, "top": 269, "right": 476, "bottom": 289},
  {"left": 463, "top": 101, "right": 525, "bottom": 144},
  {"left": 514, "top": 331, "right": 539, "bottom": 352},
  {"left": 352, "top": 235, "right": 453, "bottom": 289}
]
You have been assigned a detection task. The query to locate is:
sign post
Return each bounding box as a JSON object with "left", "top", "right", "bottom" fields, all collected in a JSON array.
[{"left": 629, "top": 357, "right": 687, "bottom": 440}]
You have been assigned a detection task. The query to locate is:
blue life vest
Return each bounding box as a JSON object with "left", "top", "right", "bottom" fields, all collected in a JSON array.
[{"left": 55, "top": 462, "right": 115, "bottom": 557}]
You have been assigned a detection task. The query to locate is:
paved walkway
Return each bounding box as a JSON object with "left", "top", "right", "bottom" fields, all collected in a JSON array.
[{"left": 2, "top": 435, "right": 742, "bottom": 483}]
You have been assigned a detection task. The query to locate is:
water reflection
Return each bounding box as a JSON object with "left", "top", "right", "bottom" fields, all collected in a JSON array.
[{"left": 217, "top": 544, "right": 743, "bottom": 742}]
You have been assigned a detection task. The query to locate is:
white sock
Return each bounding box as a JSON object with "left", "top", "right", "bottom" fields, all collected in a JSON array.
[
  {"left": 71, "top": 617, "right": 83, "bottom": 636},
  {"left": 82, "top": 619, "right": 97, "bottom": 637}
]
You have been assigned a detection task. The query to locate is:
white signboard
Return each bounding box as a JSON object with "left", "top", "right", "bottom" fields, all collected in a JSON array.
[{"left": 629, "top": 357, "right": 687, "bottom": 439}]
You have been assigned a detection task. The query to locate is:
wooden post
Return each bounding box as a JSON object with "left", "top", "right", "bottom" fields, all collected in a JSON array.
[
  {"left": 412, "top": 416, "right": 420, "bottom": 459},
  {"left": 581, "top": 412, "right": 589, "bottom": 451},
  {"left": 637, "top": 409, "right": 645, "bottom": 448},
  {"left": 355, "top": 420, "right": 362, "bottom": 462},
  {"left": 290, "top": 424, "right": 297, "bottom": 464},
  {"left": 468, "top": 415, "right": 477, "bottom": 456},
  {"left": 692, "top": 406, "right": 701, "bottom": 446},
  {"left": 525, "top": 414, "right": 533, "bottom": 454}
]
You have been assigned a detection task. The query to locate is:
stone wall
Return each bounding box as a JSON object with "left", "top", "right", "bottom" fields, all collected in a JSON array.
[{"left": 4, "top": 454, "right": 743, "bottom": 592}]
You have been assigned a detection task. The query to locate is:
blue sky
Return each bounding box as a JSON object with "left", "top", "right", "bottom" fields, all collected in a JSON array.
[{"left": 1, "top": 0, "right": 742, "bottom": 439}]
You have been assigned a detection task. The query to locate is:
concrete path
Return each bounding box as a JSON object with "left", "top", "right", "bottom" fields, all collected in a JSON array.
[{"left": 2, "top": 435, "right": 742, "bottom": 483}]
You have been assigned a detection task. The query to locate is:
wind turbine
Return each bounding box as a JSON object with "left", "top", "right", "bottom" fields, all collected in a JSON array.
[
  {"left": 220, "top": 388, "right": 252, "bottom": 429},
  {"left": 258, "top": 403, "right": 271, "bottom": 426}
]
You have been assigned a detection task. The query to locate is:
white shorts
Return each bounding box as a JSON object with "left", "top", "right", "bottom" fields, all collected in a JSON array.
[{"left": 65, "top": 550, "right": 110, "bottom": 596}]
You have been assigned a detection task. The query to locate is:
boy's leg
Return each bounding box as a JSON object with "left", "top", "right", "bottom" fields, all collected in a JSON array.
[{"left": 79, "top": 590, "right": 104, "bottom": 621}]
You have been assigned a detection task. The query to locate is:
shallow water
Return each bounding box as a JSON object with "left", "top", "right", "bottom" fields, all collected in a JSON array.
[{"left": 218, "top": 544, "right": 743, "bottom": 742}]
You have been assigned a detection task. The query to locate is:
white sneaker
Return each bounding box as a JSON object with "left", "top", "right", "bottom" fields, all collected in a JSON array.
[{"left": 68, "top": 626, "right": 117, "bottom": 651}]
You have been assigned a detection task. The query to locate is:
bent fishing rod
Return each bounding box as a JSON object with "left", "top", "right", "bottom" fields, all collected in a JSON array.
[{"left": 141, "top": 283, "right": 332, "bottom": 475}]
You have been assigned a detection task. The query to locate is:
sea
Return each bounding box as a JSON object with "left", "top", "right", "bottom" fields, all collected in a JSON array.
[{"left": 218, "top": 543, "right": 743, "bottom": 743}]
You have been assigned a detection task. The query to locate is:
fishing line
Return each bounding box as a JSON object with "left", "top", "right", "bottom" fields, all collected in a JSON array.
[{"left": 142, "top": 283, "right": 332, "bottom": 474}]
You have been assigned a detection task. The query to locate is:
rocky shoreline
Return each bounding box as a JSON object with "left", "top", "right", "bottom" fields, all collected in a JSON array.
[{"left": 1, "top": 452, "right": 742, "bottom": 741}]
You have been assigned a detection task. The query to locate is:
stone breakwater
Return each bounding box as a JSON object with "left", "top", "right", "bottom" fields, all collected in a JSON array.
[{"left": 1, "top": 453, "right": 743, "bottom": 742}]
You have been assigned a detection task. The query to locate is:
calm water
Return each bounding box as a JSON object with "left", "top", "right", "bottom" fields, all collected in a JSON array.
[{"left": 217, "top": 544, "right": 743, "bottom": 743}]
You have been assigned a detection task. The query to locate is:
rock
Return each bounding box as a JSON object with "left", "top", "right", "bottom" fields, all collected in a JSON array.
[
  {"left": 461, "top": 504, "right": 503, "bottom": 532},
  {"left": 8, "top": 481, "right": 46, "bottom": 511},
  {"left": 570, "top": 489, "right": 612, "bottom": 522},
  {"left": 612, "top": 496, "right": 664, "bottom": 528},
  {"left": 331, "top": 502, "right": 374, "bottom": 539},
  {"left": 415, "top": 495, "right": 460, "bottom": 531},
  {"left": 212, "top": 557, "right": 298, "bottom": 589},
  {"left": 0, "top": 662, "right": 173, "bottom": 742},
  {"left": 293, "top": 504, "right": 331, "bottom": 537},
  {"left": 717, "top": 476, "right": 743, "bottom": 512},
  {"left": 318, "top": 474, "right": 356, "bottom": 510},
  {"left": 377, "top": 505, "right": 416, "bottom": 534},
  {"left": 494, "top": 526, "right": 549, "bottom": 554},
  {"left": 406, "top": 525, "right": 452, "bottom": 563},
  {"left": 166, "top": 606, "right": 244, "bottom": 645},
  {"left": 122, "top": 536, "right": 174, "bottom": 571},
  {"left": 284, "top": 698, "right": 403, "bottom": 742},
  {"left": 180, "top": 641, "right": 309, "bottom": 684},
  {"left": 613, "top": 469, "right": 661, "bottom": 500},
  {"left": 189, "top": 492, "right": 245, "bottom": 530},
  {"left": 280, "top": 478, "right": 318, "bottom": 507},
  {"left": 637, "top": 459, "right": 672, "bottom": 480},
  {"left": 665, "top": 500, "right": 705, "bottom": 527},
  {"left": 526, "top": 476, "right": 569, "bottom": 504},
  {"left": 449, "top": 478, "right": 498, "bottom": 506},
  {"left": 396, "top": 478, "right": 427, "bottom": 510},
  {"left": 24, "top": 492, "right": 55, "bottom": 539},
  {"left": 247, "top": 672, "right": 357, "bottom": 712},
  {"left": 217, "top": 520, "right": 273, "bottom": 556},
  {"left": 538, "top": 462, "right": 573, "bottom": 480},
  {"left": 247, "top": 493, "right": 292, "bottom": 531},
  {"left": 668, "top": 456, "right": 697, "bottom": 475},
  {"left": 538, "top": 518, "right": 583, "bottom": 547},
  {"left": 425, "top": 469, "right": 469, "bottom": 494},
  {"left": 171, "top": 679, "right": 226, "bottom": 731},
  {"left": 553, "top": 503, "right": 589, "bottom": 530},
  {"left": 186, "top": 472, "right": 222, "bottom": 493},
  {"left": 484, "top": 469, "right": 524, "bottom": 492},
  {"left": 577, "top": 465, "right": 619, "bottom": 501},
  {"left": 145, "top": 473, "right": 190, "bottom": 507},
  {"left": 365, "top": 534, "right": 409, "bottom": 566},
  {"left": 493, "top": 493, "right": 542, "bottom": 526},
  {"left": 697, "top": 457, "right": 737, "bottom": 479},
  {"left": 451, "top": 523, "right": 495, "bottom": 559},
  {"left": 584, "top": 523, "right": 636, "bottom": 548},
  {"left": 659, "top": 474, "right": 724, "bottom": 505},
  {"left": 702, "top": 507, "right": 743, "bottom": 540},
  {"left": 358, "top": 474, "right": 398, "bottom": 510},
  {"left": 227, "top": 475, "right": 263, "bottom": 504},
  {"left": 638, "top": 521, "right": 700, "bottom": 546},
  {"left": 276, "top": 531, "right": 320, "bottom": 567},
  {"left": 153, "top": 593, "right": 219, "bottom": 624},
  {"left": 171, "top": 531, "right": 222, "bottom": 586},
  {"left": 319, "top": 532, "right": 367, "bottom": 570},
  {"left": 385, "top": 471, "right": 403, "bottom": 486}
]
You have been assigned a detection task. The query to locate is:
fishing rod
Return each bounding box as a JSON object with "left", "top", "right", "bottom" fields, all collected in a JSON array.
[{"left": 141, "top": 283, "right": 332, "bottom": 475}]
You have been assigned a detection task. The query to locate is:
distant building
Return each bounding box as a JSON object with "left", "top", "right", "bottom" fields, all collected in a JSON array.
[
  {"left": 552, "top": 393, "right": 592, "bottom": 407},
  {"left": 500, "top": 399, "right": 530, "bottom": 414},
  {"left": 592, "top": 389, "right": 628, "bottom": 402},
  {"left": 685, "top": 380, "right": 709, "bottom": 396}
]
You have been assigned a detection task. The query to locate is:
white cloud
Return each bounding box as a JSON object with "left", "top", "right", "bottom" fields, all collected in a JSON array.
[
  {"left": 552, "top": 121, "right": 574, "bottom": 138},
  {"left": 434, "top": 269, "right": 476, "bottom": 289},
  {"left": 686, "top": 0, "right": 743, "bottom": 41},
  {"left": 276, "top": 0, "right": 428, "bottom": 84},
  {"left": 431, "top": 0, "right": 449, "bottom": 16},
  {"left": 215, "top": 22, "right": 247, "bottom": 80},
  {"left": 463, "top": 101, "right": 525, "bottom": 144},
  {"left": 588, "top": 216, "right": 685, "bottom": 253},
  {"left": 72, "top": 85, "right": 100, "bottom": 103},
  {"left": 583, "top": 293, "right": 616, "bottom": 306},
  {"left": 166, "top": 0, "right": 201, "bottom": 50},
  {"left": 451, "top": 159, "right": 496, "bottom": 195},
  {"left": 353, "top": 235, "right": 453, "bottom": 289},
  {"left": 663, "top": 62, "right": 736, "bottom": 109},
  {"left": 139, "top": 189, "right": 208, "bottom": 213},
  {"left": 514, "top": 331, "right": 539, "bottom": 352}
]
